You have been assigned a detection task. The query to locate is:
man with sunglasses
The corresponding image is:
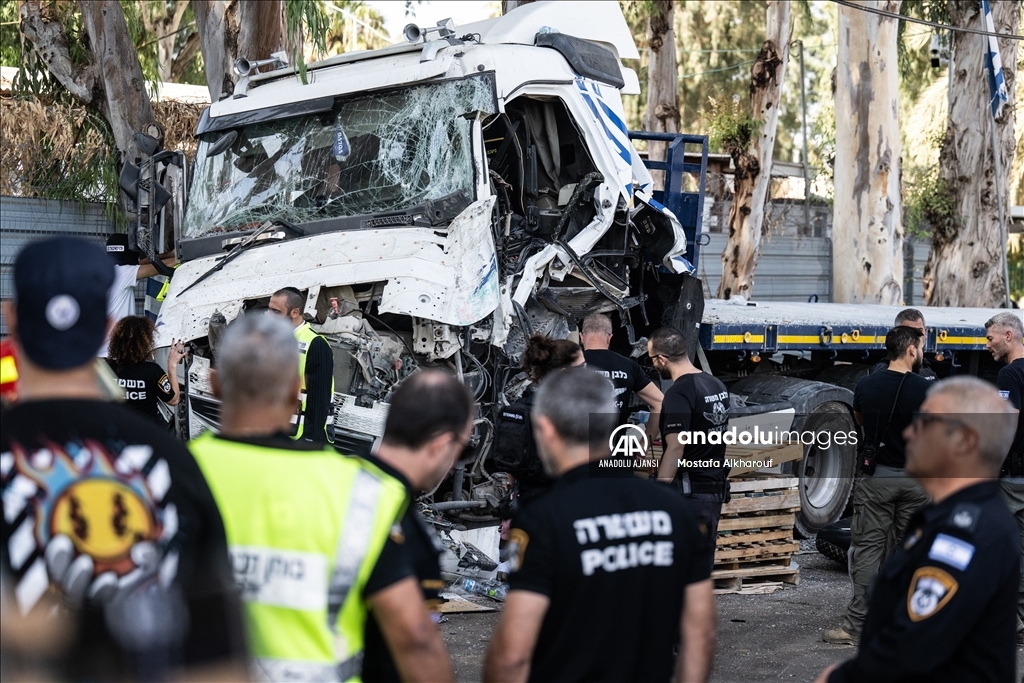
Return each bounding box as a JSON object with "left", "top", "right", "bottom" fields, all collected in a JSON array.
[
  {"left": 985, "top": 311, "right": 1024, "bottom": 643},
  {"left": 817, "top": 377, "right": 1019, "bottom": 683},
  {"left": 361, "top": 370, "right": 473, "bottom": 683},
  {"left": 825, "top": 325, "right": 931, "bottom": 646},
  {"left": 189, "top": 314, "right": 455, "bottom": 682}
]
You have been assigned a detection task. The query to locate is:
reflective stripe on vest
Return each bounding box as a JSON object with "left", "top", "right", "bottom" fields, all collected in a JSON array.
[
  {"left": 190, "top": 434, "right": 406, "bottom": 682},
  {"left": 254, "top": 654, "right": 363, "bottom": 683},
  {"left": 293, "top": 322, "right": 335, "bottom": 441}
]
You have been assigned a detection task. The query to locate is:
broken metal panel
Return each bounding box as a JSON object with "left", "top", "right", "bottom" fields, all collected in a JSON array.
[
  {"left": 379, "top": 196, "right": 500, "bottom": 327},
  {"left": 184, "top": 73, "right": 497, "bottom": 240},
  {"left": 158, "top": 198, "right": 500, "bottom": 346}
]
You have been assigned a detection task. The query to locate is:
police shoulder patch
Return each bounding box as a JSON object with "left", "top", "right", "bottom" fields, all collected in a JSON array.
[
  {"left": 159, "top": 374, "right": 171, "bottom": 394},
  {"left": 927, "top": 533, "right": 975, "bottom": 571},
  {"left": 507, "top": 528, "right": 530, "bottom": 573},
  {"left": 907, "top": 566, "right": 958, "bottom": 621}
]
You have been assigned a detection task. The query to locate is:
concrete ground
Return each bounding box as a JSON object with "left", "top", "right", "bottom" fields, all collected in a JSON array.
[{"left": 441, "top": 543, "right": 1024, "bottom": 682}]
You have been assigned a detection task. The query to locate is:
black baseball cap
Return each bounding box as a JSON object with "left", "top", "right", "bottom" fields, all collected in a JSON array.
[
  {"left": 13, "top": 237, "right": 114, "bottom": 370},
  {"left": 106, "top": 233, "right": 139, "bottom": 266}
]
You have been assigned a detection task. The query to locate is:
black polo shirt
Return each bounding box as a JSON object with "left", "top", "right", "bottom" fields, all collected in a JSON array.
[
  {"left": 508, "top": 465, "right": 713, "bottom": 683},
  {"left": 852, "top": 370, "right": 930, "bottom": 468},
  {"left": 660, "top": 371, "right": 730, "bottom": 484},
  {"left": 829, "top": 481, "right": 1019, "bottom": 682},
  {"left": 361, "top": 455, "right": 444, "bottom": 683}
]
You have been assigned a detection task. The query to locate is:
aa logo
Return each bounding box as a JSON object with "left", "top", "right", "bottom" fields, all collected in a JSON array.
[{"left": 608, "top": 424, "right": 649, "bottom": 458}]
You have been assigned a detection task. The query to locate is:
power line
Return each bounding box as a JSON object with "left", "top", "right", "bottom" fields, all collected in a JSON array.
[
  {"left": 679, "top": 58, "right": 757, "bottom": 79},
  {"left": 831, "top": 0, "right": 1024, "bottom": 41}
]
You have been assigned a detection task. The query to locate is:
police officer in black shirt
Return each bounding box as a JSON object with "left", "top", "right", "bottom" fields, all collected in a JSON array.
[
  {"left": 362, "top": 370, "right": 474, "bottom": 683},
  {"left": 648, "top": 326, "right": 730, "bottom": 564},
  {"left": 484, "top": 368, "right": 715, "bottom": 683},
  {"left": 985, "top": 311, "right": 1024, "bottom": 642},
  {"left": 816, "top": 377, "right": 1020, "bottom": 683},
  {"left": 580, "top": 312, "right": 663, "bottom": 440}
]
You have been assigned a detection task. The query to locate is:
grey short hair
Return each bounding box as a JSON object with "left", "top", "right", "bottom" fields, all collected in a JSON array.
[
  {"left": 985, "top": 312, "right": 1024, "bottom": 341},
  {"left": 581, "top": 313, "right": 613, "bottom": 336},
  {"left": 894, "top": 308, "right": 924, "bottom": 326},
  {"left": 217, "top": 313, "right": 299, "bottom": 408},
  {"left": 533, "top": 366, "right": 617, "bottom": 451},
  {"left": 927, "top": 376, "right": 1015, "bottom": 471}
]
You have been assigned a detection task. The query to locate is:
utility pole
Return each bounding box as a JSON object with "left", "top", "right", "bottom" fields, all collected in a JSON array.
[{"left": 797, "top": 40, "right": 811, "bottom": 235}]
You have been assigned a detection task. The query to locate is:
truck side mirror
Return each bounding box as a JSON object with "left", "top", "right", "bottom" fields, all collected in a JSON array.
[{"left": 206, "top": 130, "right": 238, "bottom": 158}]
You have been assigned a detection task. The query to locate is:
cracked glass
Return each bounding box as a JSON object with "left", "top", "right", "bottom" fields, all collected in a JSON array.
[{"left": 184, "top": 73, "right": 497, "bottom": 238}]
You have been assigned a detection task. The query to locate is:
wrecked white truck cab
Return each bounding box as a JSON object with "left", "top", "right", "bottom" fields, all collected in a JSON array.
[{"left": 155, "top": 2, "right": 691, "bottom": 475}]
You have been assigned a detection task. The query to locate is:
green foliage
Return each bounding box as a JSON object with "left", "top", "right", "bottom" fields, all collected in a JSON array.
[
  {"left": 287, "top": 0, "right": 330, "bottom": 84},
  {"left": 904, "top": 164, "right": 959, "bottom": 241},
  {"left": 706, "top": 96, "right": 759, "bottom": 157},
  {"left": 0, "top": 0, "right": 21, "bottom": 67}
]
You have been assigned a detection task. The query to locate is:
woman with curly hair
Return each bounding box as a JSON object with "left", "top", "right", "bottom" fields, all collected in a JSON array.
[
  {"left": 106, "top": 315, "right": 184, "bottom": 427},
  {"left": 496, "top": 334, "right": 585, "bottom": 510}
]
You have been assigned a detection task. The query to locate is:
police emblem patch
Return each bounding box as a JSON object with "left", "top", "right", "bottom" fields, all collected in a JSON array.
[
  {"left": 907, "top": 566, "right": 958, "bottom": 621},
  {"left": 507, "top": 528, "right": 529, "bottom": 573}
]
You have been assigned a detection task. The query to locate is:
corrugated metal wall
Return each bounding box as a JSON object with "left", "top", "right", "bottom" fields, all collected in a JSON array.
[
  {"left": 698, "top": 233, "right": 932, "bottom": 304},
  {"left": 0, "top": 196, "right": 143, "bottom": 337}
]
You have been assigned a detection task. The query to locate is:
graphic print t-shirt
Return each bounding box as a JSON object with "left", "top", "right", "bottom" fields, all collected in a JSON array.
[
  {"left": 106, "top": 359, "right": 175, "bottom": 425},
  {"left": 584, "top": 349, "right": 653, "bottom": 422},
  {"left": 0, "top": 400, "right": 243, "bottom": 679},
  {"left": 660, "top": 372, "right": 730, "bottom": 483},
  {"left": 508, "top": 467, "right": 712, "bottom": 683},
  {"left": 996, "top": 358, "right": 1024, "bottom": 457}
]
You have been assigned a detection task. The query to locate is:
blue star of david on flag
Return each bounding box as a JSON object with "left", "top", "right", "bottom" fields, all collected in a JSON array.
[{"left": 981, "top": 0, "right": 1008, "bottom": 118}]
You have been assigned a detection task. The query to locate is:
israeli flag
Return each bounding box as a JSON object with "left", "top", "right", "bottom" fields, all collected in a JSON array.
[{"left": 981, "top": 0, "right": 1008, "bottom": 118}]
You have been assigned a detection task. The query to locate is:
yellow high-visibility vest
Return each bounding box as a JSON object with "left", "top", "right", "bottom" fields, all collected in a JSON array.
[
  {"left": 191, "top": 433, "right": 406, "bottom": 682},
  {"left": 292, "top": 322, "right": 335, "bottom": 442}
]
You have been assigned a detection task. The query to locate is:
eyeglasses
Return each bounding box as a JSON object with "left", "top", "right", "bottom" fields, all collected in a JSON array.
[{"left": 910, "top": 411, "right": 971, "bottom": 433}]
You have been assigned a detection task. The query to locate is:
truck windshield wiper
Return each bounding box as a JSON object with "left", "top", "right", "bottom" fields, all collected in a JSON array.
[{"left": 177, "top": 220, "right": 278, "bottom": 296}]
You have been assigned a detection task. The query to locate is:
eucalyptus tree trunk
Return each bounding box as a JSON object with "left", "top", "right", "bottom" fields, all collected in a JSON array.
[
  {"left": 642, "top": 0, "right": 679, "bottom": 182},
  {"left": 832, "top": 0, "right": 903, "bottom": 305},
  {"left": 20, "top": 0, "right": 157, "bottom": 167},
  {"left": 194, "top": 0, "right": 288, "bottom": 102},
  {"left": 924, "top": 0, "right": 1019, "bottom": 308},
  {"left": 717, "top": 1, "right": 791, "bottom": 300}
]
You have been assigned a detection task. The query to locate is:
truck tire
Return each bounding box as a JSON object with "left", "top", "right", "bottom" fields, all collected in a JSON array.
[{"left": 793, "top": 401, "right": 856, "bottom": 537}]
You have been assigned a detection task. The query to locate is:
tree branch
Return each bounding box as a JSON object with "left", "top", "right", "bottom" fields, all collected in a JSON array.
[{"left": 19, "top": 0, "right": 96, "bottom": 103}]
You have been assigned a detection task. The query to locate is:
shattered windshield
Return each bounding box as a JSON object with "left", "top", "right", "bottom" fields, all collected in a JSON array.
[{"left": 184, "top": 73, "right": 497, "bottom": 238}]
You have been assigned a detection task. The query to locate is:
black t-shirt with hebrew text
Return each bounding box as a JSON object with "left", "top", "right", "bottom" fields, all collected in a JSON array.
[
  {"left": 106, "top": 358, "right": 175, "bottom": 426},
  {"left": 584, "top": 349, "right": 653, "bottom": 422},
  {"left": 660, "top": 372, "right": 730, "bottom": 484},
  {"left": 508, "top": 466, "right": 713, "bottom": 683}
]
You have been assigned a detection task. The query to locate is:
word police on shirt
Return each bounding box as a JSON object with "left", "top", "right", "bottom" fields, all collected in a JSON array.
[{"left": 573, "top": 511, "right": 674, "bottom": 575}]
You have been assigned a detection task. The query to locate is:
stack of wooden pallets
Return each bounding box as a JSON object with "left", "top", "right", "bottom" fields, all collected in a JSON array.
[{"left": 712, "top": 474, "right": 801, "bottom": 595}]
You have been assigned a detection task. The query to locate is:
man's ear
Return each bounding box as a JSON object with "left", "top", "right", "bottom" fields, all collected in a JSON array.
[
  {"left": 210, "top": 369, "right": 221, "bottom": 399},
  {"left": 533, "top": 414, "right": 559, "bottom": 450},
  {"left": 2, "top": 301, "right": 16, "bottom": 341}
]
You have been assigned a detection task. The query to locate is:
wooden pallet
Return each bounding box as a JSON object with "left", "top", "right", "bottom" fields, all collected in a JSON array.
[
  {"left": 713, "top": 475, "right": 801, "bottom": 588},
  {"left": 712, "top": 561, "right": 801, "bottom": 594}
]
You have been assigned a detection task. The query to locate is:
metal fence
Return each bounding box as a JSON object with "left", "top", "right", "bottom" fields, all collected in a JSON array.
[{"left": 0, "top": 196, "right": 144, "bottom": 337}]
